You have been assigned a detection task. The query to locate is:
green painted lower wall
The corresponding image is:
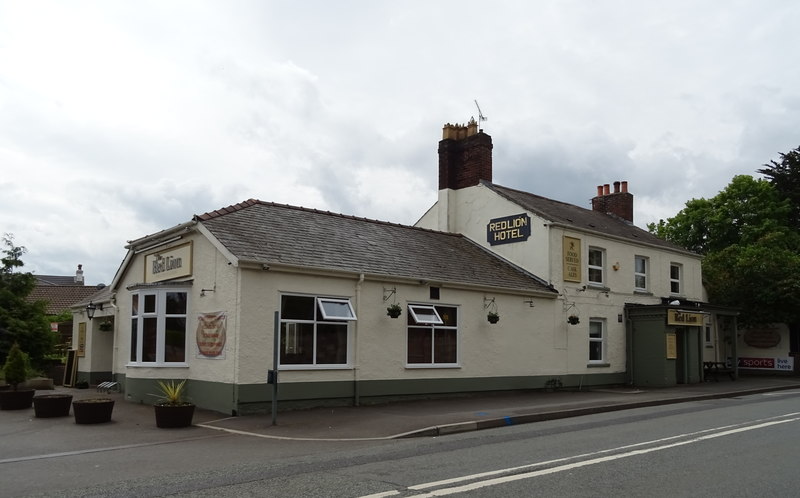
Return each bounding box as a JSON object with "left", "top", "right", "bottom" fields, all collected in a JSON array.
[
  {"left": 118, "top": 373, "right": 625, "bottom": 416},
  {"left": 76, "top": 370, "right": 113, "bottom": 386},
  {"left": 189, "top": 373, "right": 627, "bottom": 415},
  {"left": 123, "top": 377, "right": 236, "bottom": 415}
]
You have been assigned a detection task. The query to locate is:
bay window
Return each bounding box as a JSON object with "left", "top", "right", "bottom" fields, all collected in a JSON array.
[{"left": 130, "top": 289, "right": 189, "bottom": 364}]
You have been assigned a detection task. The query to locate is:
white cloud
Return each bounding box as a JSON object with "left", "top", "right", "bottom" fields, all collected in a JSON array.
[{"left": 1, "top": 0, "right": 799, "bottom": 283}]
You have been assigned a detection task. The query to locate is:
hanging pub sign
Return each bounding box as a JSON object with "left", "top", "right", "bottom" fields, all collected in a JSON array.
[
  {"left": 487, "top": 213, "right": 531, "bottom": 246},
  {"left": 144, "top": 241, "right": 193, "bottom": 283},
  {"left": 667, "top": 309, "right": 704, "bottom": 326}
]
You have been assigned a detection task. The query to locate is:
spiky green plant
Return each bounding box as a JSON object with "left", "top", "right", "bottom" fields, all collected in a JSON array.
[{"left": 152, "top": 379, "right": 188, "bottom": 406}]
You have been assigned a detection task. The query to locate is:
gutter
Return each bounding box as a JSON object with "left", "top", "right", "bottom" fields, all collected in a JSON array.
[
  {"left": 236, "top": 259, "right": 557, "bottom": 299},
  {"left": 544, "top": 221, "right": 700, "bottom": 258}
]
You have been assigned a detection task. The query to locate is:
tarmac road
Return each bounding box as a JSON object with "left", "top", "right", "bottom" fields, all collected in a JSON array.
[{"left": 1, "top": 375, "right": 799, "bottom": 496}]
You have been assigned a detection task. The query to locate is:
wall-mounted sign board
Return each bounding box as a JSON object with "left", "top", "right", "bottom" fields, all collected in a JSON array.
[
  {"left": 144, "top": 241, "right": 193, "bottom": 283},
  {"left": 563, "top": 236, "right": 582, "bottom": 282},
  {"left": 486, "top": 214, "right": 531, "bottom": 246}
]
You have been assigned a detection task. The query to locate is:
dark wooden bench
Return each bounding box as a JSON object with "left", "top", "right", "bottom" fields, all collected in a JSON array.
[{"left": 704, "top": 361, "right": 735, "bottom": 382}]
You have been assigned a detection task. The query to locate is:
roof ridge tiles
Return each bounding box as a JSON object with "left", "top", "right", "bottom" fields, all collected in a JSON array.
[
  {"left": 196, "top": 198, "right": 464, "bottom": 238},
  {"left": 485, "top": 181, "right": 589, "bottom": 211},
  {"left": 194, "top": 198, "right": 259, "bottom": 221}
]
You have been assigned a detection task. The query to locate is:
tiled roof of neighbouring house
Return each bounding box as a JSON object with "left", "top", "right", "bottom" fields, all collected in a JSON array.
[
  {"left": 34, "top": 275, "right": 80, "bottom": 286},
  {"left": 195, "top": 200, "right": 556, "bottom": 295},
  {"left": 27, "top": 285, "right": 102, "bottom": 315}
]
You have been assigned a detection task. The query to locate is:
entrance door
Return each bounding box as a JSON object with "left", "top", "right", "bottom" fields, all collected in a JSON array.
[
  {"left": 676, "top": 327, "right": 702, "bottom": 384},
  {"left": 676, "top": 328, "right": 687, "bottom": 384}
]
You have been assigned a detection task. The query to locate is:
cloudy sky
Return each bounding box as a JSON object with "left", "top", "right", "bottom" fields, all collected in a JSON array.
[{"left": 2, "top": 1, "right": 799, "bottom": 284}]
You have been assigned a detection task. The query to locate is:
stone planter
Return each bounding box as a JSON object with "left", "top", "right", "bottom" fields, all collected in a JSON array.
[
  {"left": 0, "top": 389, "right": 35, "bottom": 410},
  {"left": 33, "top": 394, "right": 73, "bottom": 418},
  {"left": 154, "top": 403, "right": 195, "bottom": 428},
  {"left": 72, "top": 398, "right": 114, "bottom": 424}
]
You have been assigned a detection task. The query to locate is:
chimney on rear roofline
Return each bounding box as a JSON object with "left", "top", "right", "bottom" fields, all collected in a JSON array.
[{"left": 591, "top": 181, "right": 633, "bottom": 223}]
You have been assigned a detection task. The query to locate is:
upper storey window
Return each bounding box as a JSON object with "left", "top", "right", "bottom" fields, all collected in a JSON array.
[{"left": 588, "top": 247, "right": 605, "bottom": 286}]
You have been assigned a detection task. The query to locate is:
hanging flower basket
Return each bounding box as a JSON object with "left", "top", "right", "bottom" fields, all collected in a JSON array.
[
  {"left": 567, "top": 315, "right": 580, "bottom": 325},
  {"left": 487, "top": 312, "right": 500, "bottom": 324},
  {"left": 386, "top": 304, "right": 402, "bottom": 319},
  {"left": 99, "top": 320, "right": 114, "bottom": 332}
]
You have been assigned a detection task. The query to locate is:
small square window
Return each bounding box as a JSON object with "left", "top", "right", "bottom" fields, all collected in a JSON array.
[
  {"left": 430, "top": 287, "right": 440, "bottom": 300},
  {"left": 316, "top": 298, "right": 357, "bottom": 321},
  {"left": 408, "top": 304, "right": 443, "bottom": 325}
]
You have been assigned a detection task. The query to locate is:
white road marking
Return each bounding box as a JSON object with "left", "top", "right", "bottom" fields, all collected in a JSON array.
[
  {"left": 359, "top": 412, "right": 800, "bottom": 498},
  {"left": 763, "top": 390, "right": 800, "bottom": 396}
]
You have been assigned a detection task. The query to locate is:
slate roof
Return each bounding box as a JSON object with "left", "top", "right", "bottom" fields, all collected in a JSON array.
[
  {"left": 27, "top": 285, "right": 100, "bottom": 315},
  {"left": 35, "top": 275, "right": 79, "bottom": 286},
  {"left": 195, "top": 200, "right": 556, "bottom": 295},
  {"left": 487, "top": 182, "right": 695, "bottom": 255}
]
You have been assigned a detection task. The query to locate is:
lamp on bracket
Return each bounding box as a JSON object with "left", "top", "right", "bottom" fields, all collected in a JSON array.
[{"left": 86, "top": 301, "right": 98, "bottom": 320}]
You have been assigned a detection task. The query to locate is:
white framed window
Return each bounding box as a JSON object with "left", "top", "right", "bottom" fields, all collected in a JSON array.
[
  {"left": 408, "top": 304, "right": 443, "bottom": 325},
  {"left": 634, "top": 255, "right": 648, "bottom": 291},
  {"left": 589, "top": 319, "right": 605, "bottom": 363},
  {"left": 129, "top": 289, "right": 189, "bottom": 365},
  {"left": 407, "top": 305, "right": 458, "bottom": 366},
  {"left": 588, "top": 247, "right": 605, "bottom": 285},
  {"left": 670, "top": 263, "right": 682, "bottom": 294},
  {"left": 316, "top": 297, "right": 357, "bottom": 321},
  {"left": 280, "top": 294, "right": 355, "bottom": 367}
]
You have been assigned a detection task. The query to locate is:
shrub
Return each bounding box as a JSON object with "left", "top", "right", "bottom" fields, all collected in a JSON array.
[{"left": 3, "top": 343, "right": 28, "bottom": 390}]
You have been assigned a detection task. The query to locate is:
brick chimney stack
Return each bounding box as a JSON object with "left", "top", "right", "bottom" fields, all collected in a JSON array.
[
  {"left": 591, "top": 181, "right": 633, "bottom": 223},
  {"left": 438, "top": 118, "right": 493, "bottom": 190}
]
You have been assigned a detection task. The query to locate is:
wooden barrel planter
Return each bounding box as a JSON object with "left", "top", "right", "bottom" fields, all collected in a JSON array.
[
  {"left": 72, "top": 398, "right": 115, "bottom": 424},
  {"left": 33, "top": 394, "right": 73, "bottom": 417},
  {"left": 0, "top": 389, "right": 35, "bottom": 410},
  {"left": 154, "top": 403, "right": 195, "bottom": 428}
]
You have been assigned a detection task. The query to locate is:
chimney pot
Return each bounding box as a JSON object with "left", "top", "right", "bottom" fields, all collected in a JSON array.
[
  {"left": 591, "top": 181, "right": 634, "bottom": 223},
  {"left": 438, "top": 121, "right": 493, "bottom": 190},
  {"left": 75, "top": 264, "right": 85, "bottom": 284}
]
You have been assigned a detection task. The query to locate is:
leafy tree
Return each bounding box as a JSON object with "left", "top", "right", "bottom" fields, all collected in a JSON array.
[
  {"left": 647, "top": 175, "right": 793, "bottom": 255},
  {"left": 758, "top": 145, "right": 800, "bottom": 230},
  {"left": 0, "top": 234, "right": 55, "bottom": 367},
  {"left": 703, "top": 232, "right": 800, "bottom": 326},
  {"left": 648, "top": 172, "right": 800, "bottom": 328}
]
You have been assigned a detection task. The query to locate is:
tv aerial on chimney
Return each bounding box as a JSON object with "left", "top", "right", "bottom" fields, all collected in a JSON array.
[{"left": 474, "top": 100, "right": 488, "bottom": 130}]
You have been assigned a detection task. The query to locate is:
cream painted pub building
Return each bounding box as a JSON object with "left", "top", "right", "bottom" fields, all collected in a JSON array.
[{"left": 72, "top": 120, "right": 737, "bottom": 415}]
